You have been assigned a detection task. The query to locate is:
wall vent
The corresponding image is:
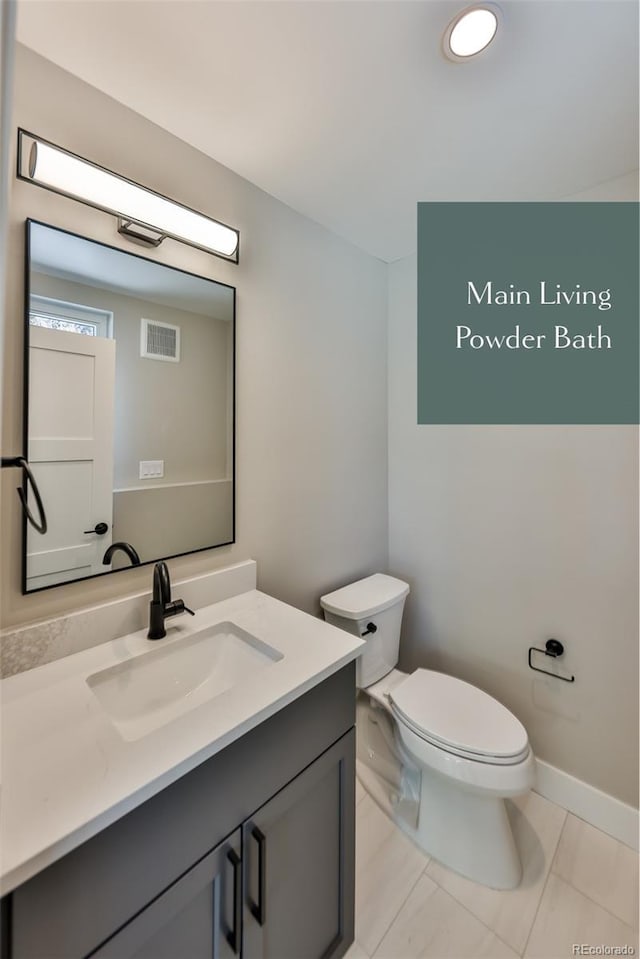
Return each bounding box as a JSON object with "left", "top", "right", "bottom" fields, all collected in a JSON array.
[{"left": 140, "top": 318, "right": 180, "bottom": 362}]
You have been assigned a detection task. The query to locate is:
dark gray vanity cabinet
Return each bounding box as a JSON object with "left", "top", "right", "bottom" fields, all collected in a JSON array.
[
  {"left": 242, "top": 734, "right": 354, "bottom": 959},
  {"left": 5, "top": 664, "right": 356, "bottom": 959},
  {"left": 91, "top": 831, "right": 242, "bottom": 959}
]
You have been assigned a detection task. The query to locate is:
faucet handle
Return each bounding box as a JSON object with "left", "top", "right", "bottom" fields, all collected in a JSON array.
[{"left": 165, "top": 599, "right": 195, "bottom": 618}]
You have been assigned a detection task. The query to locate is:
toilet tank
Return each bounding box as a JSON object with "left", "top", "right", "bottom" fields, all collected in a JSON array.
[{"left": 320, "top": 574, "right": 410, "bottom": 688}]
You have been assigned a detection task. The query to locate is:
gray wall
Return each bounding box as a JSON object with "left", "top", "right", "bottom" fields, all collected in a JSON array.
[
  {"left": 29, "top": 272, "right": 233, "bottom": 565},
  {"left": 1, "top": 45, "right": 388, "bottom": 626},
  {"left": 31, "top": 273, "right": 231, "bottom": 488},
  {"left": 112, "top": 482, "right": 232, "bottom": 566},
  {"left": 388, "top": 233, "right": 639, "bottom": 806}
]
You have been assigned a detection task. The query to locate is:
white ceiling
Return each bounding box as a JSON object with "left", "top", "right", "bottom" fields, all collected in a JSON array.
[
  {"left": 31, "top": 222, "right": 234, "bottom": 317},
  {"left": 16, "top": 0, "right": 639, "bottom": 262}
]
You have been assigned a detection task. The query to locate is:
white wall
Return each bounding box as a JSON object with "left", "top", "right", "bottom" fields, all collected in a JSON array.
[
  {"left": 388, "top": 229, "right": 639, "bottom": 805},
  {"left": 30, "top": 273, "right": 231, "bottom": 488},
  {"left": 561, "top": 170, "right": 639, "bottom": 201},
  {"left": 1, "top": 45, "right": 388, "bottom": 628},
  {"left": 0, "top": 2, "right": 17, "bottom": 623}
]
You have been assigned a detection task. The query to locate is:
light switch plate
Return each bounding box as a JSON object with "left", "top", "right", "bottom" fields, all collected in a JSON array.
[{"left": 139, "top": 460, "right": 164, "bottom": 479}]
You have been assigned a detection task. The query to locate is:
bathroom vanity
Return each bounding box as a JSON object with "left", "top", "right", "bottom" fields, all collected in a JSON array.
[{"left": 0, "top": 580, "right": 362, "bottom": 959}]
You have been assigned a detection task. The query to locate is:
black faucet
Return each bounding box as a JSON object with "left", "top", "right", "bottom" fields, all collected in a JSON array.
[
  {"left": 102, "top": 541, "right": 141, "bottom": 566},
  {"left": 148, "top": 561, "right": 195, "bottom": 639}
]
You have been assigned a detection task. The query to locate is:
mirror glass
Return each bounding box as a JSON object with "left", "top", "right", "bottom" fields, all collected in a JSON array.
[{"left": 24, "top": 220, "right": 235, "bottom": 593}]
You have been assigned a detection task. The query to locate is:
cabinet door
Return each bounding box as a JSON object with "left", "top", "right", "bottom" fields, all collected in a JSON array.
[
  {"left": 243, "top": 729, "right": 355, "bottom": 959},
  {"left": 89, "top": 830, "right": 242, "bottom": 959}
]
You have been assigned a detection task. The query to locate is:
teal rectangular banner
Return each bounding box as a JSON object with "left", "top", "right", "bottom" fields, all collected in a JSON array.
[{"left": 417, "top": 202, "right": 639, "bottom": 424}]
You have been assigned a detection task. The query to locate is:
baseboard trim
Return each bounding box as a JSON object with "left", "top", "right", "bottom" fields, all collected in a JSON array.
[{"left": 534, "top": 758, "right": 639, "bottom": 850}]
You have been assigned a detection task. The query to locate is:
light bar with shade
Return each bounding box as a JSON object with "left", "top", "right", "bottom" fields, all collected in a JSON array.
[{"left": 17, "top": 129, "right": 239, "bottom": 263}]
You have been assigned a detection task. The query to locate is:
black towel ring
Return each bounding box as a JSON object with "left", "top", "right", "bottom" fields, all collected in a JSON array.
[
  {"left": 528, "top": 638, "right": 575, "bottom": 683},
  {"left": 1, "top": 456, "right": 48, "bottom": 535}
]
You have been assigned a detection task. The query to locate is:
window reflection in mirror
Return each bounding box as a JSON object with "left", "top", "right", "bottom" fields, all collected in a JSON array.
[{"left": 24, "top": 220, "right": 235, "bottom": 593}]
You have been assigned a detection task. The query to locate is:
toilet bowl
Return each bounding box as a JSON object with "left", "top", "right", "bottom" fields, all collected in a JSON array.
[{"left": 321, "top": 574, "right": 535, "bottom": 890}]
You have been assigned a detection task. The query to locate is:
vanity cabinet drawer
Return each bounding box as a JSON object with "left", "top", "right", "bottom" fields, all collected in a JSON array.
[{"left": 9, "top": 663, "right": 355, "bottom": 959}]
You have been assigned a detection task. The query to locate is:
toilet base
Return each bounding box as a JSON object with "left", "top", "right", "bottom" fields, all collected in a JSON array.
[
  {"left": 411, "top": 764, "right": 521, "bottom": 890},
  {"left": 356, "top": 692, "right": 527, "bottom": 890}
]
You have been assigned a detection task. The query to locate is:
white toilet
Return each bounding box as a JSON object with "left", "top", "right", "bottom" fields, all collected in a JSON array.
[{"left": 321, "top": 573, "right": 535, "bottom": 890}]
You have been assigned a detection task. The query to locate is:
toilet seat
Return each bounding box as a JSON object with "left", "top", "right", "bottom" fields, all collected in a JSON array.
[
  {"left": 392, "top": 708, "right": 530, "bottom": 765},
  {"left": 389, "top": 668, "right": 530, "bottom": 766}
]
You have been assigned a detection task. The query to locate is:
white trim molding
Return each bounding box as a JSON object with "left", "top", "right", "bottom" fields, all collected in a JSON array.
[{"left": 534, "top": 758, "right": 639, "bottom": 851}]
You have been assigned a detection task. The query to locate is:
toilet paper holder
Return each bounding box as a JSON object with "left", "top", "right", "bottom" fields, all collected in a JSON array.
[{"left": 528, "top": 639, "right": 575, "bottom": 683}]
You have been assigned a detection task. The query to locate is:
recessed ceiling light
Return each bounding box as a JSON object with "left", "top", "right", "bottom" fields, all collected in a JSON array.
[{"left": 443, "top": 4, "right": 500, "bottom": 62}]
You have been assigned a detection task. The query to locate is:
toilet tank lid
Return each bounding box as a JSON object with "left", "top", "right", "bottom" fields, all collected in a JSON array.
[{"left": 320, "top": 573, "right": 409, "bottom": 620}]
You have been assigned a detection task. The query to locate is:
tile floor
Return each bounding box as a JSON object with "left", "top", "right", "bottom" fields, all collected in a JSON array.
[{"left": 348, "top": 777, "right": 639, "bottom": 959}]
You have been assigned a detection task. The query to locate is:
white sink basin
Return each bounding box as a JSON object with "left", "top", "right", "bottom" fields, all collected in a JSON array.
[{"left": 86, "top": 621, "right": 283, "bottom": 741}]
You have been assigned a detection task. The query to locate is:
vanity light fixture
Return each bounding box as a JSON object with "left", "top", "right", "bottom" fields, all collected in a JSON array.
[
  {"left": 443, "top": 4, "right": 500, "bottom": 61},
  {"left": 17, "top": 129, "right": 239, "bottom": 262}
]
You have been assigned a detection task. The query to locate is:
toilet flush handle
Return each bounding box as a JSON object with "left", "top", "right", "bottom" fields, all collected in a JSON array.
[{"left": 361, "top": 622, "right": 377, "bottom": 637}]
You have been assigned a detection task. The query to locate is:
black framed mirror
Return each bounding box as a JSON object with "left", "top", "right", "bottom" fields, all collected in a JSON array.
[{"left": 23, "top": 220, "right": 235, "bottom": 593}]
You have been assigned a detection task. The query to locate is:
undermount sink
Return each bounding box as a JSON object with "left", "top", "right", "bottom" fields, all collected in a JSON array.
[{"left": 86, "top": 621, "right": 283, "bottom": 741}]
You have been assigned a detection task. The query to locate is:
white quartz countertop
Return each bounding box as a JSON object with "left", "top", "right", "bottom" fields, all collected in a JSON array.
[{"left": 0, "top": 589, "right": 363, "bottom": 894}]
